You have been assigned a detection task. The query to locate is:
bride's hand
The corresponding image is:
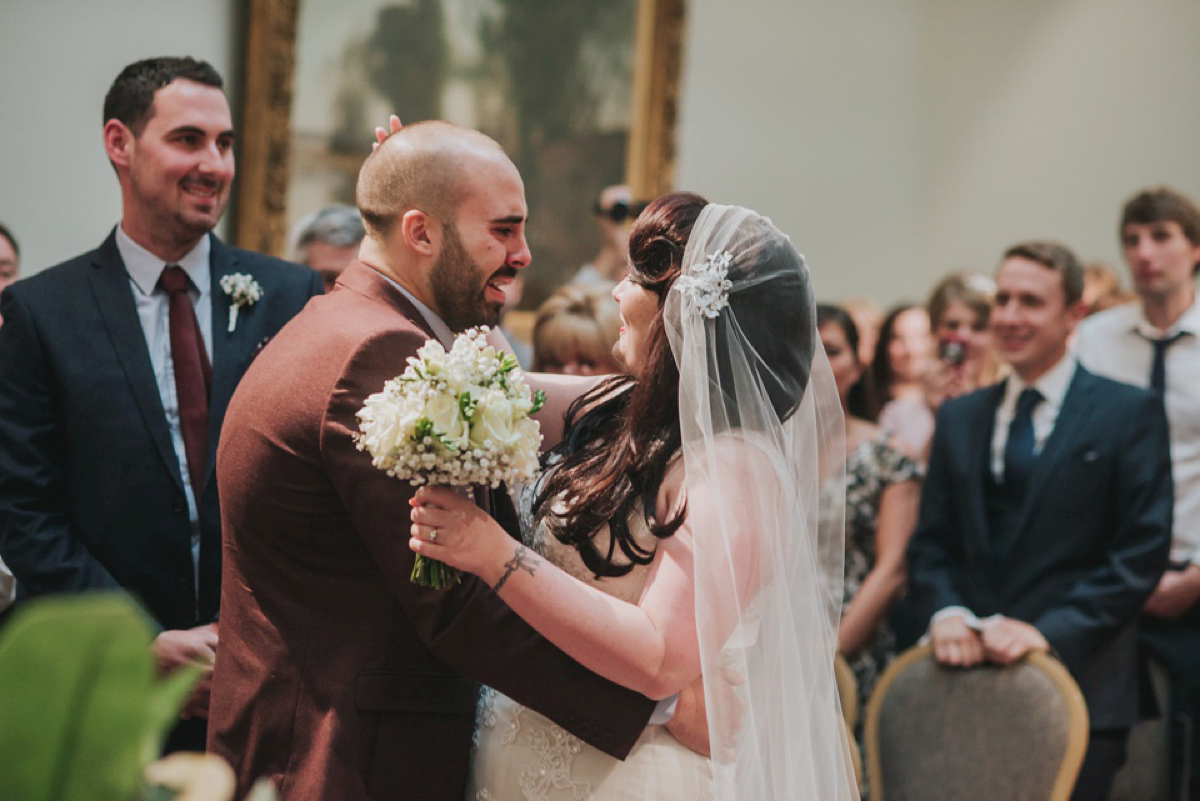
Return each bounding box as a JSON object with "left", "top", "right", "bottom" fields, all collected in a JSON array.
[
  {"left": 371, "top": 115, "right": 403, "bottom": 152},
  {"left": 409, "top": 486, "right": 512, "bottom": 583}
]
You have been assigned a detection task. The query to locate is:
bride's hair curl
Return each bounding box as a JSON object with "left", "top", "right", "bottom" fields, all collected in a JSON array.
[{"left": 534, "top": 191, "right": 707, "bottom": 577}]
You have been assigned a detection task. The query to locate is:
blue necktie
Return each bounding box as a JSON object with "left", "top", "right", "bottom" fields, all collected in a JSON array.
[
  {"left": 1003, "top": 387, "right": 1043, "bottom": 495},
  {"left": 1149, "top": 332, "right": 1185, "bottom": 395}
]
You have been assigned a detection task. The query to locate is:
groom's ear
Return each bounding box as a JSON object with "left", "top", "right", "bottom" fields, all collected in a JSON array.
[{"left": 400, "top": 210, "right": 437, "bottom": 258}]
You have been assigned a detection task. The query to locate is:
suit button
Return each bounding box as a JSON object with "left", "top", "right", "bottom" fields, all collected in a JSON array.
[
  {"left": 177, "top": 578, "right": 189, "bottom": 592},
  {"left": 172, "top": 498, "right": 186, "bottom": 515}
]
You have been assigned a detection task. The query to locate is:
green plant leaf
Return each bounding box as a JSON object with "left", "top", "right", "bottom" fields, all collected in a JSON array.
[{"left": 0, "top": 593, "right": 200, "bottom": 801}]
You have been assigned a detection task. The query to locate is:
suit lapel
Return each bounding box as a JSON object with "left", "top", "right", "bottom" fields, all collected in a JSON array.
[
  {"left": 87, "top": 232, "right": 185, "bottom": 491},
  {"left": 206, "top": 236, "right": 253, "bottom": 488},
  {"left": 967, "top": 384, "right": 1005, "bottom": 562}
]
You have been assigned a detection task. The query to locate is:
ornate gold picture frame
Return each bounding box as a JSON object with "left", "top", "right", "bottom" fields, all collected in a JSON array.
[{"left": 233, "top": 0, "right": 685, "bottom": 280}]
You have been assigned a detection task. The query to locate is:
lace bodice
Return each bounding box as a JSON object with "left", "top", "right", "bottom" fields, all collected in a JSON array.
[{"left": 470, "top": 483, "right": 711, "bottom": 801}]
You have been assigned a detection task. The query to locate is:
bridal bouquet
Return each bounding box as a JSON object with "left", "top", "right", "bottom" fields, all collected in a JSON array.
[{"left": 355, "top": 326, "right": 545, "bottom": 587}]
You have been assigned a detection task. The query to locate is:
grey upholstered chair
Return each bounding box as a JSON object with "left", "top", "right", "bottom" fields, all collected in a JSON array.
[{"left": 865, "top": 644, "right": 1089, "bottom": 801}]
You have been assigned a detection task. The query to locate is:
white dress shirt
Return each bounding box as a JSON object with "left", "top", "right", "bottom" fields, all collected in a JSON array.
[
  {"left": 115, "top": 226, "right": 211, "bottom": 577},
  {"left": 1076, "top": 298, "right": 1200, "bottom": 564}
]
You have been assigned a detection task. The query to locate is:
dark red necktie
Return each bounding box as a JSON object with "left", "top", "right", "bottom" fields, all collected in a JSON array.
[{"left": 159, "top": 265, "right": 212, "bottom": 503}]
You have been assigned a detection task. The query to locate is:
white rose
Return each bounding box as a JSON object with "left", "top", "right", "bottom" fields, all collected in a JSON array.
[
  {"left": 359, "top": 395, "right": 410, "bottom": 461},
  {"left": 424, "top": 392, "right": 469, "bottom": 450},
  {"left": 471, "top": 388, "right": 520, "bottom": 447}
]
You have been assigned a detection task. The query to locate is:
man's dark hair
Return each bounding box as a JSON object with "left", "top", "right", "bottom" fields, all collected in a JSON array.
[
  {"left": 0, "top": 221, "right": 18, "bottom": 258},
  {"left": 1120, "top": 186, "right": 1200, "bottom": 275},
  {"left": 1002, "top": 241, "right": 1085, "bottom": 307},
  {"left": 103, "top": 57, "right": 224, "bottom": 136}
]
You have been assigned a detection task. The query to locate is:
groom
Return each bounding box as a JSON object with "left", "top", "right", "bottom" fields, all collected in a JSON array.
[{"left": 208, "top": 122, "right": 665, "bottom": 801}]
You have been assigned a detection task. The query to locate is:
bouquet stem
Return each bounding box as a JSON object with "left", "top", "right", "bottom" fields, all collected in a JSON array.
[{"left": 410, "top": 554, "right": 462, "bottom": 589}]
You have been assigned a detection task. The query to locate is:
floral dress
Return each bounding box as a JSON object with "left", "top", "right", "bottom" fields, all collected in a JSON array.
[{"left": 841, "top": 432, "right": 922, "bottom": 715}]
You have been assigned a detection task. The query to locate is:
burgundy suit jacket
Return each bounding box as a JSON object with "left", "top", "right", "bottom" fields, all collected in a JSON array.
[{"left": 207, "top": 262, "right": 654, "bottom": 801}]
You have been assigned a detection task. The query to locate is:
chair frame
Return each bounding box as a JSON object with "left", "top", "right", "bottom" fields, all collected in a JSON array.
[{"left": 864, "top": 643, "right": 1089, "bottom": 801}]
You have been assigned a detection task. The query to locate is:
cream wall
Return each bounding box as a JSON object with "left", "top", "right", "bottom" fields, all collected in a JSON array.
[
  {"left": 677, "top": 0, "right": 1200, "bottom": 306},
  {"left": 0, "top": 0, "right": 236, "bottom": 275},
  {"left": 4, "top": 0, "right": 1199, "bottom": 301}
]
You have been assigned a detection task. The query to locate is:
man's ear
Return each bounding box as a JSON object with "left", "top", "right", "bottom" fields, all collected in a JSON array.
[
  {"left": 400, "top": 210, "right": 438, "bottom": 257},
  {"left": 103, "top": 120, "right": 133, "bottom": 170}
]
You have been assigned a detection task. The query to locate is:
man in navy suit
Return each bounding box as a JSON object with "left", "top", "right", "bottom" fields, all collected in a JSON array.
[
  {"left": 908, "top": 241, "right": 1172, "bottom": 801},
  {"left": 0, "top": 57, "right": 322, "bottom": 746}
]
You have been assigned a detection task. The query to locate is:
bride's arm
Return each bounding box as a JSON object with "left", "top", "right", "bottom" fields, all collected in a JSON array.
[
  {"left": 483, "top": 326, "right": 608, "bottom": 449},
  {"left": 409, "top": 441, "right": 770, "bottom": 700},
  {"left": 410, "top": 484, "right": 699, "bottom": 700}
]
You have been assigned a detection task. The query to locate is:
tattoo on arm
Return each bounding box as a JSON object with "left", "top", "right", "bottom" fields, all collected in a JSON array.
[{"left": 493, "top": 545, "right": 538, "bottom": 592}]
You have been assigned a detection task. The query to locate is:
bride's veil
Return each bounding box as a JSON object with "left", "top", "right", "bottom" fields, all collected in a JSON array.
[{"left": 664, "top": 205, "right": 856, "bottom": 800}]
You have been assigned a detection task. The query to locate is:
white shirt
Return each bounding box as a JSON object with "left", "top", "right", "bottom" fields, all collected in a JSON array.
[
  {"left": 1076, "top": 297, "right": 1200, "bottom": 564},
  {"left": 115, "top": 226, "right": 211, "bottom": 575},
  {"left": 990, "top": 355, "right": 1077, "bottom": 481}
]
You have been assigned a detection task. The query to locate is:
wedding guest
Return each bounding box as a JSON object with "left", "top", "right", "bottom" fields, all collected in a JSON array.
[
  {"left": 1082, "top": 262, "right": 1136, "bottom": 316},
  {"left": 1076, "top": 186, "right": 1200, "bottom": 800},
  {"left": 818, "top": 304, "right": 921, "bottom": 729},
  {"left": 0, "top": 223, "right": 17, "bottom": 608},
  {"left": 867, "top": 302, "right": 931, "bottom": 435},
  {"left": 571, "top": 184, "right": 641, "bottom": 285},
  {"left": 0, "top": 222, "right": 17, "bottom": 294},
  {"left": 909, "top": 240, "right": 1172, "bottom": 801},
  {"left": 532, "top": 282, "right": 622, "bottom": 375},
  {"left": 0, "top": 222, "right": 17, "bottom": 330},
  {"left": 881, "top": 274, "right": 998, "bottom": 457},
  {"left": 0, "top": 57, "right": 321, "bottom": 749},
  {"left": 290, "top": 204, "right": 365, "bottom": 292}
]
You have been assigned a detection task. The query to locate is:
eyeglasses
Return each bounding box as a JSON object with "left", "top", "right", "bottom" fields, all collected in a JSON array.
[{"left": 594, "top": 200, "right": 647, "bottom": 223}]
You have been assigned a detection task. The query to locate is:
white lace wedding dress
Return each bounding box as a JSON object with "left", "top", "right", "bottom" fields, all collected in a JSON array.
[{"left": 467, "top": 499, "right": 713, "bottom": 801}]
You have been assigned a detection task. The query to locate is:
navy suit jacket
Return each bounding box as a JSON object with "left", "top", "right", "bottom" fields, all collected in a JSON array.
[
  {"left": 0, "top": 230, "right": 322, "bottom": 630},
  {"left": 907, "top": 363, "right": 1172, "bottom": 728}
]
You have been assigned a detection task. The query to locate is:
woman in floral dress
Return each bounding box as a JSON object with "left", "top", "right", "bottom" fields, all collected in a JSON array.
[{"left": 819, "top": 304, "right": 922, "bottom": 718}]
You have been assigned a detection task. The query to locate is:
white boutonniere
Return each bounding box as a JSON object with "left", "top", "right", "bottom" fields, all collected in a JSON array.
[{"left": 219, "top": 273, "right": 262, "bottom": 332}]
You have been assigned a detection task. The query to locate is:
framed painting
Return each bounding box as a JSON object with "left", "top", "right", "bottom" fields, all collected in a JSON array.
[{"left": 234, "top": 0, "right": 685, "bottom": 309}]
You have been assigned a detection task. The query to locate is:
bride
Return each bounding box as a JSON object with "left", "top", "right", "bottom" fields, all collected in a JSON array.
[{"left": 410, "top": 193, "right": 858, "bottom": 801}]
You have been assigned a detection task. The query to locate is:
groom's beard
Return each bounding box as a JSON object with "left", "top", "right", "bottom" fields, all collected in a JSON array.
[{"left": 431, "top": 223, "right": 511, "bottom": 332}]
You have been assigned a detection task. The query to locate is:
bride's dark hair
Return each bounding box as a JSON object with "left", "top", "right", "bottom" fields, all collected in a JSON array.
[{"left": 534, "top": 191, "right": 707, "bottom": 577}]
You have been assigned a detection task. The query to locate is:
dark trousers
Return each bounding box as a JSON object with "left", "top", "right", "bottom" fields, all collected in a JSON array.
[
  {"left": 1071, "top": 728, "right": 1130, "bottom": 801},
  {"left": 1143, "top": 602, "right": 1200, "bottom": 801},
  {"left": 163, "top": 715, "right": 207, "bottom": 754}
]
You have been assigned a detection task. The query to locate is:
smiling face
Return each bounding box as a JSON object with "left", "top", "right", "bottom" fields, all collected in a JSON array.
[
  {"left": 430, "top": 155, "right": 530, "bottom": 331},
  {"left": 886, "top": 307, "right": 932, "bottom": 383},
  {"left": 0, "top": 233, "right": 17, "bottom": 292},
  {"left": 108, "top": 79, "right": 234, "bottom": 257},
  {"left": 991, "top": 256, "right": 1084, "bottom": 382},
  {"left": 937, "top": 299, "right": 992, "bottom": 365},
  {"left": 611, "top": 275, "right": 659, "bottom": 374},
  {"left": 1122, "top": 220, "right": 1200, "bottom": 304}
]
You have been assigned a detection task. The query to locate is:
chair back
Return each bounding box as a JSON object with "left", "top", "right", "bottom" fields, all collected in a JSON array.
[
  {"left": 865, "top": 644, "right": 1089, "bottom": 801},
  {"left": 835, "top": 652, "right": 859, "bottom": 730}
]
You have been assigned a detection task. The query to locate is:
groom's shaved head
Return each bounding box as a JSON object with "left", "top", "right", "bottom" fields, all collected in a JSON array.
[{"left": 356, "top": 121, "right": 507, "bottom": 237}]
